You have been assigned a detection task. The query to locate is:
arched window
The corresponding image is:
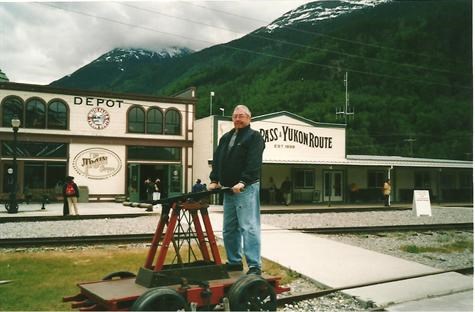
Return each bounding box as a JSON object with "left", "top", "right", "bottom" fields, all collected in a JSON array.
[
  {"left": 147, "top": 107, "right": 163, "bottom": 134},
  {"left": 47, "top": 100, "right": 68, "bottom": 129},
  {"left": 164, "top": 109, "right": 181, "bottom": 135},
  {"left": 128, "top": 106, "right": 145, "bottom": 133},
  {"left": 2, "top": 96, "right": 23, "bottom": 127},
  {"left": 25, "top": 98, "right": 46, "bottom": 128}
]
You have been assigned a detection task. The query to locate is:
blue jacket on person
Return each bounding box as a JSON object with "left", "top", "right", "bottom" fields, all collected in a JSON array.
[{"left": 210, "top": 125, "right": 265, "bottom": 188}]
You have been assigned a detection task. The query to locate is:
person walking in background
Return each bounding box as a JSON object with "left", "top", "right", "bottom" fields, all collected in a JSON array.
[
  {"left": 281, "top": 177, "right": 292, "bottom": 206},
  {"left": 208, "top": 104, "right": 265, "bottom": 275},
  {"left": 63, "top": 176, "right": 80, "bottom": 215},
  {"left": 144, "top": 178, "right": 154, "bottom": 201},
  {"left": 192, "top": 179, "right": 205, "bottom": 193},
  {"left": 383, "top": 179, "right": 391, "bottom": 207},
  {"left": 268, "top": 177, "right": 277, "bottom": 204},
  {"left": 153, "top": 178, "right": 161, "bottom": 200}
]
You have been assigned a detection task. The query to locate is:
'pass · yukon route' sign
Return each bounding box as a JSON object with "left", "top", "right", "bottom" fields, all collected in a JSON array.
[{"left": 73, "top": 148, "right": 122, "bottom": 179}]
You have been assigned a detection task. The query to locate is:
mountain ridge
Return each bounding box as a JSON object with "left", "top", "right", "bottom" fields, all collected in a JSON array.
[{"left": 49, "top": 0, "right": 472, "bottom": 160}]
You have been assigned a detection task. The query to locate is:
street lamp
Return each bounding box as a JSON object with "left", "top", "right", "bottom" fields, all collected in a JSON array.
[
  {"left": 6, "top": 117, "right": 20, "bottom": 213},
  {"left": 219, "top": 107, "right": 225, "bottom": 116},
  {"left": 209, "top": 91, "right": 215, "bottom": 116}
]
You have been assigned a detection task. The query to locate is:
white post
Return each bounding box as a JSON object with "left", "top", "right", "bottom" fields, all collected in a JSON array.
[{"left": 209, "top": 91, "right": 215, "bottom": 116}]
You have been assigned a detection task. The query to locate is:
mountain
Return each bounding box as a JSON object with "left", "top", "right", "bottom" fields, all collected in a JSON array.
[
  {"left": 263, "top": 0, "right": 389, "bottom": 32},
  {"left": 50, "top": 0, "right": 472, "bottom": 161},
  {"left": 50, "top": 47, "right": 193, "bottom": 93}
]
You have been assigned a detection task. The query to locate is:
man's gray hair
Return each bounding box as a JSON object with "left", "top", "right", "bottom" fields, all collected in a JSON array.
[{"left": 233, "top": 104, "right": 252, "bottom": 117}]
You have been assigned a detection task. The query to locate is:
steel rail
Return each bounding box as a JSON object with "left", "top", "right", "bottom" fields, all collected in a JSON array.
[
  {"left": 0, "top": 234, "right": 155, "bottom": 248},
  {"left": 0, "top": 223, "right": 472, "bottom": 247},
  {"left": 276, "top": 266, "right": 473, "bottom": 307},
  {"left": 261, "top": 206, "right": 411, "bottom": 214},
  {"left": 295, "top": 222, "right": 473, "bottom": 234}
]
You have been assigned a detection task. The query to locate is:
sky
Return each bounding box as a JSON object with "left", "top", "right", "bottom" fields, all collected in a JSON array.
[{"left": 0, "top": 1, "right": 311, "bottom": 85}]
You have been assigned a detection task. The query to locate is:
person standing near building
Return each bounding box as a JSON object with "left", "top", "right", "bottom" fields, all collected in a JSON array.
[
  {"left": 208, "top": 104, "right": 265, "bottom": 275},
  {"left": 192, "top": 179, "right": 205, "bottom": 193},
  {"left": 281, "top": 177, "right": 292, "bottom": 206},
  {"left": 383, "top": 179, "right": 391, "bottom": 206},
  {"left": 268, "top": 177, "right": 277, "bottom": 204},
  {"left": 63, "top": 176, "right": 80, "bottom": 215},
  {"left": 153, "top": 178, "right": 161, "bottom": 200},
  {"left": 144, "top": 178, "right": 154, "bottom": 201}
]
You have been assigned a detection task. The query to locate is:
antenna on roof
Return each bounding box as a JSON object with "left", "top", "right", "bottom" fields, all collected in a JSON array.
[{"left": 336, "top": 72, "right": 354, "bottom": 124}]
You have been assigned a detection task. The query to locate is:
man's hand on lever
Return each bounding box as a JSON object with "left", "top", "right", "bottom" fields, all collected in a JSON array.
[
  {"left": 232, "top": 182, "right": 245, "bottom": 194},
  {"left": 208, "top": 182, "right": 221, "bottom": 190}
]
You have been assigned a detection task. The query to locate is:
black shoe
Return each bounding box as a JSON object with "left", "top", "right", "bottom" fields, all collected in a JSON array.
[
  {"left": 246, "top": 267, "right": 261, "bottom": 275},
  {"left": 226, "top": 262, "right": 243, "bottom": 271}
]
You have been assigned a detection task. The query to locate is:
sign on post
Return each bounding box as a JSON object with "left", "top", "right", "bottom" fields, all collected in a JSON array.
[{"left": 412, "top": 190, "right": 432, "bottom": 216}]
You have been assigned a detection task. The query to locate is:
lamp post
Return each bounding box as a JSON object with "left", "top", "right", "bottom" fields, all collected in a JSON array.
[
  {"left": 7, "top": 117, "right": 20, "bottom": 213},
  {"left": 209, "top": 91, "right": 215, "bottom": 116},
  {"left": 328, "top": 166, "right": 333, "bottom": 207},
  {"left": 219, "top": 107, "right": 225, "bottom": 116}
]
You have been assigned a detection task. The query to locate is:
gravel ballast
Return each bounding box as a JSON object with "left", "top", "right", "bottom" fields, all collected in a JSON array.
[{"left": 0, "top": 206, "right": 472, "bottom": 311}]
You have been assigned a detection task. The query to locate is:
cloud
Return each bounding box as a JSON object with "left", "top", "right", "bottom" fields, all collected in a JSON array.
[{"left": 0, "top": 1, "right": 309, "bottom": 85}]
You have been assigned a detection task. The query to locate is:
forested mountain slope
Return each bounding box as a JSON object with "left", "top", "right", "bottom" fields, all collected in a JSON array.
[{"left": 51, "top": 0, "right": 472, "bottom": 160}]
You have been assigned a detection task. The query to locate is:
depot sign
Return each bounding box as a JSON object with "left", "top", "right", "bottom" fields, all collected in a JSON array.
[{"left": 259, "top": 125, "right": 333, "bottom": 149}]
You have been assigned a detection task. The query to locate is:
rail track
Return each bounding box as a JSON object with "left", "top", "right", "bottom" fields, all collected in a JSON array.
[
  {"left": 0, "top": 222, "right": 472, "bottom": 248},
  {"left": 275, "top": 266, "right": 473, "bottom": 308}
]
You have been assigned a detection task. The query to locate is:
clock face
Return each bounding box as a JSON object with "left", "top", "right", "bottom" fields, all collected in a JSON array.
[{"left": 87, "top": 107, "right": 110, "bottom": 130}]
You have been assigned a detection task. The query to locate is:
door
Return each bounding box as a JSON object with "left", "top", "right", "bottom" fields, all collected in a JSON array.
[
  {"left": 324, "top": 171, "right": 343, "bottom": 202},
  {"left": 128, "top": 164, "right": 140, "bottom": 202}
]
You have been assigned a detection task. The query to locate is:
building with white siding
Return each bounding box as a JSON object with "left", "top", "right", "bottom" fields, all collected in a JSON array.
[
  {"left": 0, "top": 82, "right": 196, "bottom": 202},
  {"left": 193, "top": 112, "right": 472, "bottom": 204}
]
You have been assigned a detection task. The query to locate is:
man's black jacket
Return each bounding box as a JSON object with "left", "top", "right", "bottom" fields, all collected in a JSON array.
[{"left": 210, "top": 125, "right": 265, "bottom": 187}]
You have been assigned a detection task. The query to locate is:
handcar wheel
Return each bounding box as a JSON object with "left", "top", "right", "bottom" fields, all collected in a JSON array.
[
  {"left": 228, "top": 274, "right": 277, "bottom": 311},
  {"left": 102, "top": 271, "right": 136, "bottom": 280},
  {"left": 131, "top": 287, "right": 187, "bottom": 311}
]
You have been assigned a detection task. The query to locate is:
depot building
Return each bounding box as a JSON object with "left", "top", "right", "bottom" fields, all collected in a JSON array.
[
  {"left": 0, "top": 82, "right": 196, "bottom": 202},
  {"left": 193, "top": 112, "right": 473, "bottom": 204}
]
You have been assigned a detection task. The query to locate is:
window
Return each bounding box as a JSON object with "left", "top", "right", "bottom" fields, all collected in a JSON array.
[
  {"left": 147, "top": 107, "right": 163, "bottom": 134},
  {"left": 24, "top": 162, "right": 45, "bottom": 189},
  {"left": 460, "top": 173, "right": 471, "bottom": 188},
  {"left": 128, "top": 106, "right": 145, "bottom": 133},
  {"left": 368, "top": 171, "right": 385, "bottom": 188},
  {"left": 23, "top": 162, "right": 66, "bottom": 191},
  {"left": 164, "top": 109, "right": 181, "bottom": 135},
  {"left": 128, "top": 146, "right": 181, "bottom": 161},
  {"left": 294, "top": 169, "right": 315, "bottom": 189},
  {"left": 2, "top": 141, "right": 67, "bottom": 158},
  {"left": 25, "top": 98, "right": 46, "bottom": 128},
  {"left": 441, "top": 173, "right": 455, "bottom": 188},
  {"left": 415, "top": 171, "right": 431, "bottom": 188},
  {"left": 2, "top": 96, "right": 23, "bottom": 127},
  {"left": 47, "top": 100, "right": 68, "bottom": 129}
]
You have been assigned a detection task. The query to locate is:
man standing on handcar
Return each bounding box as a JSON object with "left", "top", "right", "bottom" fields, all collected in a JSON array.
[{"left": 208, "top": 104, "right": 265, "bottom": 275}]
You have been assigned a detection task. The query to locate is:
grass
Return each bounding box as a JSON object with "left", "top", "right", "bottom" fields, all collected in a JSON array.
[
  {"left": 0, "top": 245, "right": 297, "bottom": 310},
  {"left": 401, "top": 239, "right": 473, "bottom": 254}
]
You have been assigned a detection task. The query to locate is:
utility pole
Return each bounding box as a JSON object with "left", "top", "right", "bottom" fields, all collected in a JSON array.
[
  {"left": 404, "top": 138, "right": 416, "bottom": 157},
  {"left": 336, "top": 72, "right": 354, "bottom": 124}
]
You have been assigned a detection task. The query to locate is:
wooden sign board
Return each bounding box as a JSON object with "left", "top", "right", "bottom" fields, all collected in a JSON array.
[{"left": 412, "top": 190, "right": 432, "bottom": 217}]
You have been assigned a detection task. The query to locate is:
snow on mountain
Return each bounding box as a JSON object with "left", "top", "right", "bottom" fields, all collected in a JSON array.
[
  {"left": 94, "top": 47, "right": 193, "bottom": 64},
  {"left": 264, "top": 0, "right": 391, "bottom": 32}
]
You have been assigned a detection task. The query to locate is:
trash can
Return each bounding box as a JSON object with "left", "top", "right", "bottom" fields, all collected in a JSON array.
[{"left": 78, "top": 186, "right": 89, "bottom": 203}]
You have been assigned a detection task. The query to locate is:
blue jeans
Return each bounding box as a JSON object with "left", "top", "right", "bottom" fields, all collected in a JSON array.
[{"left": 223, "top": 182, "right": 261, "bottom": 269}]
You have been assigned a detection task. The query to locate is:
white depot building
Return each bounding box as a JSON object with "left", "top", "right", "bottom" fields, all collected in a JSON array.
[
  {"left": 193, "top": 112, "right": 472, "bottom": 205},
  {"left": 0, "top": 82, "right": 196, "bottom": 202}
]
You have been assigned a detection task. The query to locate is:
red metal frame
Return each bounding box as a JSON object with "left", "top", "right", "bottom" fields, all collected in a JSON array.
[{"left": 64, "top": 197, "right": 289, "bottom": 311}]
